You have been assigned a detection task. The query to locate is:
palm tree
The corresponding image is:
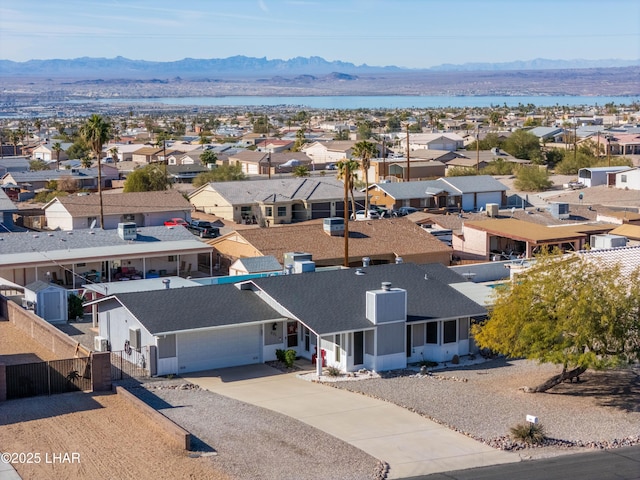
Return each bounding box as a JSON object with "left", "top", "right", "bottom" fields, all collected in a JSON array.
[
  {"left": 109, "top": 146, "right": 119, "bottom": 163},
  {"left": 52, "top": 142, "right": 63, "bottom": 170},
  {"left": 9, "top": 130, "right": 20, "bottom": 155},
  {"left": 336, "top": 158, "right": 360, "bottom": 267},
  {"left": 80, "top": 114, "right": 111, "bottom": 229},
  {"left": 352, "top": 140, "right": 378, "bottom": 215}
]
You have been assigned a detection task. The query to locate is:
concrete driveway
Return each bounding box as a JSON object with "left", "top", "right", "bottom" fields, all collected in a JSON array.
[{"left": 183, "top": 364, "right": 517, "bottom": 479}]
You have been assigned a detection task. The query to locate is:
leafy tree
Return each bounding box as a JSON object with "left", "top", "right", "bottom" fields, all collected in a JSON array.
[
  {"left": 66, "top": 141, "right": 89, "bottom": 161},
  {"left": 57, "top": 176, "right": 80, "bottom": 192},
  {"left": 123, "top": 164, "right": 170, "bottom": 192},
  {"left": 253, "top": 116, "right": 269, "bottom": 134},
  {"left": 472, "top": 251, "right": 640, "bottom": 392},
  {"left": 514, "top": 166, "right": 552, "bottom": 191},
  {"left": 502, "top": 130, "right": 543, "bottom": 163},
  {"left": 357, "top": 121, "right": 372, "bottom": 140},
  {"left": 467, "top": 132, "right": 503, "bottom": 151},
  {"left": 192, "top": 164, "right": 246, "bottom": 187},
  {"left": 481, "top": 158, "right": 515, "bottom": 176},
  {"left": 386, "top": 116, "right": 401, "bottom": 132},
  {"left": 200, "top": 150, "right": 218, "bottom": 166},
  {"left": 80, "top": 155, "right": 93, "bottom": 169},
  {"left": 334, "top": 129, "right": 350, "bottom": 141},
  {"left": 292, "top": 165, "right": 310, "bottom": 177},
  {"left": 447, "top": 167, "right": 478, "bottom": 177},
  {"left": 352, "top": 141, "right": 377, "bottom": 213},
  {"left": 488, "top": 111, "right": 502, "bottom": 127},
  {"left": 80, "top": 114, "right": 111, "bottom": 228},
  {"left": 29, "top": 159, "right": 49, "bottom": 171},
  {"left": 544, "top": 148, "right": 564, "bottom": 169}
]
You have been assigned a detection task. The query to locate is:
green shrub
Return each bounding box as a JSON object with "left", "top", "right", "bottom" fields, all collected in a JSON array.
[
  {"left": 510, "top": 422, "right": 546, "bottom": 444},
  {"left": 68, "top": 293, "right": 85, "bottom": 320},
  {"left": 419, "top": 360, "right": 438, "bottom": 368},
  {"left": 284, "top": 349, "right": 296, "bottom": 368},
  {"left": 275, "top": 349, "right": 285, "bottom": 363},
  {"left": 325, "top": 366, "right": 341, "bottom": 377}
]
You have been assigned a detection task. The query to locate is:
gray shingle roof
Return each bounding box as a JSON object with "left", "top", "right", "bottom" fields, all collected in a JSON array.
[
  {"left": 234, "top": 256, "right": 282, "bottom": 273},
  {"left": 204, "top": 177, "right": 364, "bottom": 204},
  {"left": 0, "top": 189, "right": 16, "bottom": 212},
  {"left": 114, "top": 284, "right": 282, "bottom": 334},
  {"left": 374, "top": 179, "right": 456, "bottom": 200},
  {"left": 48, "top": 190, "right": 191, "bottom": 216},
  {"left": 251, "top": 262, "right": 486, "bottom": 335},
  {"left": 442, "top": 175, "right": 508, "bottom": 194}
]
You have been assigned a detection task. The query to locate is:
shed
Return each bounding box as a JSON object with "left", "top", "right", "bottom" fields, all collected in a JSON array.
[
  {"left": 229, "top": 256, "right": 282, "bottom": 276},
  {"left": 24, "top": 280, "right": 69, "bottom": 323}
]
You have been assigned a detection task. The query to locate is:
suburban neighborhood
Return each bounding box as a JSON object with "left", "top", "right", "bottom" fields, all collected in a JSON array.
[{"left": 2, "top": 43, "right": 640, "bottom": 479}]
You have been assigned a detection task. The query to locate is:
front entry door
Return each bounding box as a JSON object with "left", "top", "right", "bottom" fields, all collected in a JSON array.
[
  {"left": 354, "top": 331, "right": 364, "bottom": 365},
  {"left": 287, "top": 321, "right": 298, "bottom": 348}
]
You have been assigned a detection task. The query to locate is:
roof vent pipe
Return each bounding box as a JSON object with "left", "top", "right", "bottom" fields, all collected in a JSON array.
[
  {"left": 162, "top": 279, "right": 170, "bottom": 289},
  {"left": 355, "top": 268, "right": 366, "bottom": 275},
  {"left": 362, "top": 257, "right": 370, "bottom": 267},
  {"left": 395, "top": 256, "right": 403, "bottom": 264},
  {"left": 381, "top": 282, "right": 392, "bottom": 291},
  {"left": 285, "top": 264, "right": 293, "bottom": 275}
]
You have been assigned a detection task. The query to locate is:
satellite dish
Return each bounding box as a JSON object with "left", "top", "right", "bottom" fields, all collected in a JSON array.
[{"left": 90, "top": 219, "right": 97, "bottom": 230}]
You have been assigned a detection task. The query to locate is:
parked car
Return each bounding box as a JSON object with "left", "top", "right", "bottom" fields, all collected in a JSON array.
[
  {"left": 187, "top": 220, "right": 220, "bottom": 238},
  {"left": 392, "top": 207, "right": 419, "bottom": 217},
  {"left": 326, "top": 163, "right": 337, "bottom": 170},
  {"left": 567, "top": 180, "right": 585, "bottom": 190},
  {"left": 354, "top": 209, "right": 380, "bottom": 220},
  {"left": 164, "top": 218, "right": 189, "bottom": 227}
]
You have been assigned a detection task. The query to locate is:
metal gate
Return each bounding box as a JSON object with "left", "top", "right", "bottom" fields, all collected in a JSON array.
[
  {"left": 6, "top": 357, "right": 92, "bottom": 400},
  {"left": 110, "top": 347, "right": 149, "bottom": 380}
]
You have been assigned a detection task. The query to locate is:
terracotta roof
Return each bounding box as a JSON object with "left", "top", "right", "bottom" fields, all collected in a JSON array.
[
  {"left": 48, "top": 190, "right": 191, "bottom": 216},
  {"left": 610, "top": 224, "right": 640, "bottom": 240},
  {"left": 464, "top": 218, "right": 617, "bottom": 243},
  {"left": 213, "top": 218, "right": 451, "bottom": 264}
]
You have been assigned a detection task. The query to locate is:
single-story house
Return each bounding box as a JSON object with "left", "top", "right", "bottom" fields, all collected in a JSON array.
[
  {"left": 90, "top": 262, "right": 487, "bottom": 376},
  {"left": 207, "top": 217, "right": 452, "bottom": 271},
  {"left": 43, "top": 190, "right": 192, "bottom": 230},
  {"left": 528, "top": 127, "right": 565, "bottom": 143},
  {"left": 459, "top": 218, "right": 617, "bottom": 260},
  {"left": 31, "top": 142, "right": 72, "bottom": 162},
  {"left": 302, "top": 140, "right": 357, "bottom": 164},
  {"left": 166, "top": 164, "right": 209, "bottom": 183},
  {"left": 227, "top": 150, "right": 313, "bottom": 175},
  {"left": 0, "top": 225, "right": 213, "bottom": 290},
  {"left": 613, "top": 167, "right": 640, "bottom": 191},
  {"left": 398, "top": 132, "right": 465, "bottom": 152},
  {"left": 368, "top": 175, "right": 508, "bottom": 212},
  {"left": 0, "top": 165, "right": 120, "bottom": 192},
  {"left": 189, "top": 177, "right": 365, "bottom": 225},
  {"left": 578, "top": 166, "right": 632, "bottom": 187}
]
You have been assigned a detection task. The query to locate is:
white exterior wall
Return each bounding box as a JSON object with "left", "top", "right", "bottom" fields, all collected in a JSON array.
[
  {"left": 616, "top": 169, "right": 640, "bottom": 191},
  {"left": 98, "top": 301, "right": 156, "bottom": 354},
  {"left": 460, "top": 226, "right": 490, "bottom": 260},
  {"left": 44, "top": 202, "right": 75, "bottom": 231},
  {"left": 476, "top": 192, "right": 503, "bottom": 210}
]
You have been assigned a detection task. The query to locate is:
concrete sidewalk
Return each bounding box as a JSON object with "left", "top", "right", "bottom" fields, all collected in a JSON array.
[{"left": 183, "top": 364, "right": 517, "bottom": 479}]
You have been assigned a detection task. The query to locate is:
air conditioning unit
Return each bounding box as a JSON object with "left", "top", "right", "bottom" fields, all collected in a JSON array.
[{"left": 94, "top": 336, "right": 109, "bottom": 352}]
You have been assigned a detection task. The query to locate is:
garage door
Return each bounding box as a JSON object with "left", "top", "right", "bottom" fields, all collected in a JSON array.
[{"left": 177, "top": 325, "right": 261, "bottom": 373}]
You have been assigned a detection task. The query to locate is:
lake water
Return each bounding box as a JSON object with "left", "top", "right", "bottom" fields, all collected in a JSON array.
[{"left": 95, "top": 95, "right": 638, "bottom": 109}]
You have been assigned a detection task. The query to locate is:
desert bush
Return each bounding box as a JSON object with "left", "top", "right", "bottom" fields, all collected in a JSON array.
[
  {"left": 325, "top": 365, "right": 341, "bottom": 377},
  {"left": 284, "top": 349, "right": 297, "bottom": 368},
  {"left": 510, "top": 422, "right": 546, "bottom": 444}
]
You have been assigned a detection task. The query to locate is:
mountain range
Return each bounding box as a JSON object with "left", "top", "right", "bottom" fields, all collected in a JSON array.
[{"left": 0, "top": 55, "right": 637, "bottom": 78}]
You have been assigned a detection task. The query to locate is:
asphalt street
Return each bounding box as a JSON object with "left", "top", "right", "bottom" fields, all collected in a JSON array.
[{"left": 408, "top": 445, "right": 640, "bottom": 480}]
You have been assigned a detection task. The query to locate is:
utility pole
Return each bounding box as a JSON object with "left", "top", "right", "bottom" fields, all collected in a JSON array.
[
  {"left": 405, "top": 123, "right": 410, "bottom": 182},
  {"left": 381, "top": 136, "right": 386, "bottom": 181},
  {"left": 476, "top": 126, "right": 480, "bottom": 173},
  {"left": 267, "top": 152, "right": 271, "bottom": 179}
]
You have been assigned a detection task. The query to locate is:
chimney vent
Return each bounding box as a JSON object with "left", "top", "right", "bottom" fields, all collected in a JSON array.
[
  {"left": 362, "top": 257, "right": 370, "bottom": 267},
  {"left": 162, "top": 279, "right": 170, "bottom": 289},
  {"left": 395, "top": 256, "right": 403, "bottom": 264},
  {"left": 381, "top": 282, "right": 392, "bottom": 291}
]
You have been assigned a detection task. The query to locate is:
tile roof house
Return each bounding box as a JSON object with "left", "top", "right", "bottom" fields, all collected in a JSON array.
[
  {"left": 43, "top": 190, "right": 192, "bottom": 230},
  {"left": 90, "top": 262, "right": 486, "bottom": 376},
  {"left": 189, "top": 177, "right": 364, "bottom": 225},
  {"left": 207, "top": 217, "right": 452, "bottom": 270}
]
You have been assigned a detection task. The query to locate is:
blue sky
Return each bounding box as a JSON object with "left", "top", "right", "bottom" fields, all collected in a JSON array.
[{"left": 1, "top": 0, "right": 639, "bottom": 68}]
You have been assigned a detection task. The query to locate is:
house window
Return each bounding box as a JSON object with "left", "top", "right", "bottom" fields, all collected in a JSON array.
[
  {"left": 123, "top": 214, "right": 135, "bottom": 222},
  {"left": 277, "top": 206, "right": 287, "bottom": 217},
  {"left": 621, "top": 175, "right": 627, "bottom": 183},
  {"left": 87, "top": 216, "right": 97, "bottom": 228},
  {"left": 265, "top": 206, "right": 273, "bottom": 217},
  {"left": 443, "top": 320, "right": 457, "bottom": 344},
  {"left": 168, "top": 255, "right": 176, "bottom": 262},
  {"left": 426, "top": 322, "right": 438, "bottom": 344},
  {"left": 158, "top": 334, "right": 176, "bottom": 358}
]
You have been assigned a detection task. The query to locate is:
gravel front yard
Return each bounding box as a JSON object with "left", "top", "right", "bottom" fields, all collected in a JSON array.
[{"left": 329, "top": 358, "right": 640, "bottom": 458}]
